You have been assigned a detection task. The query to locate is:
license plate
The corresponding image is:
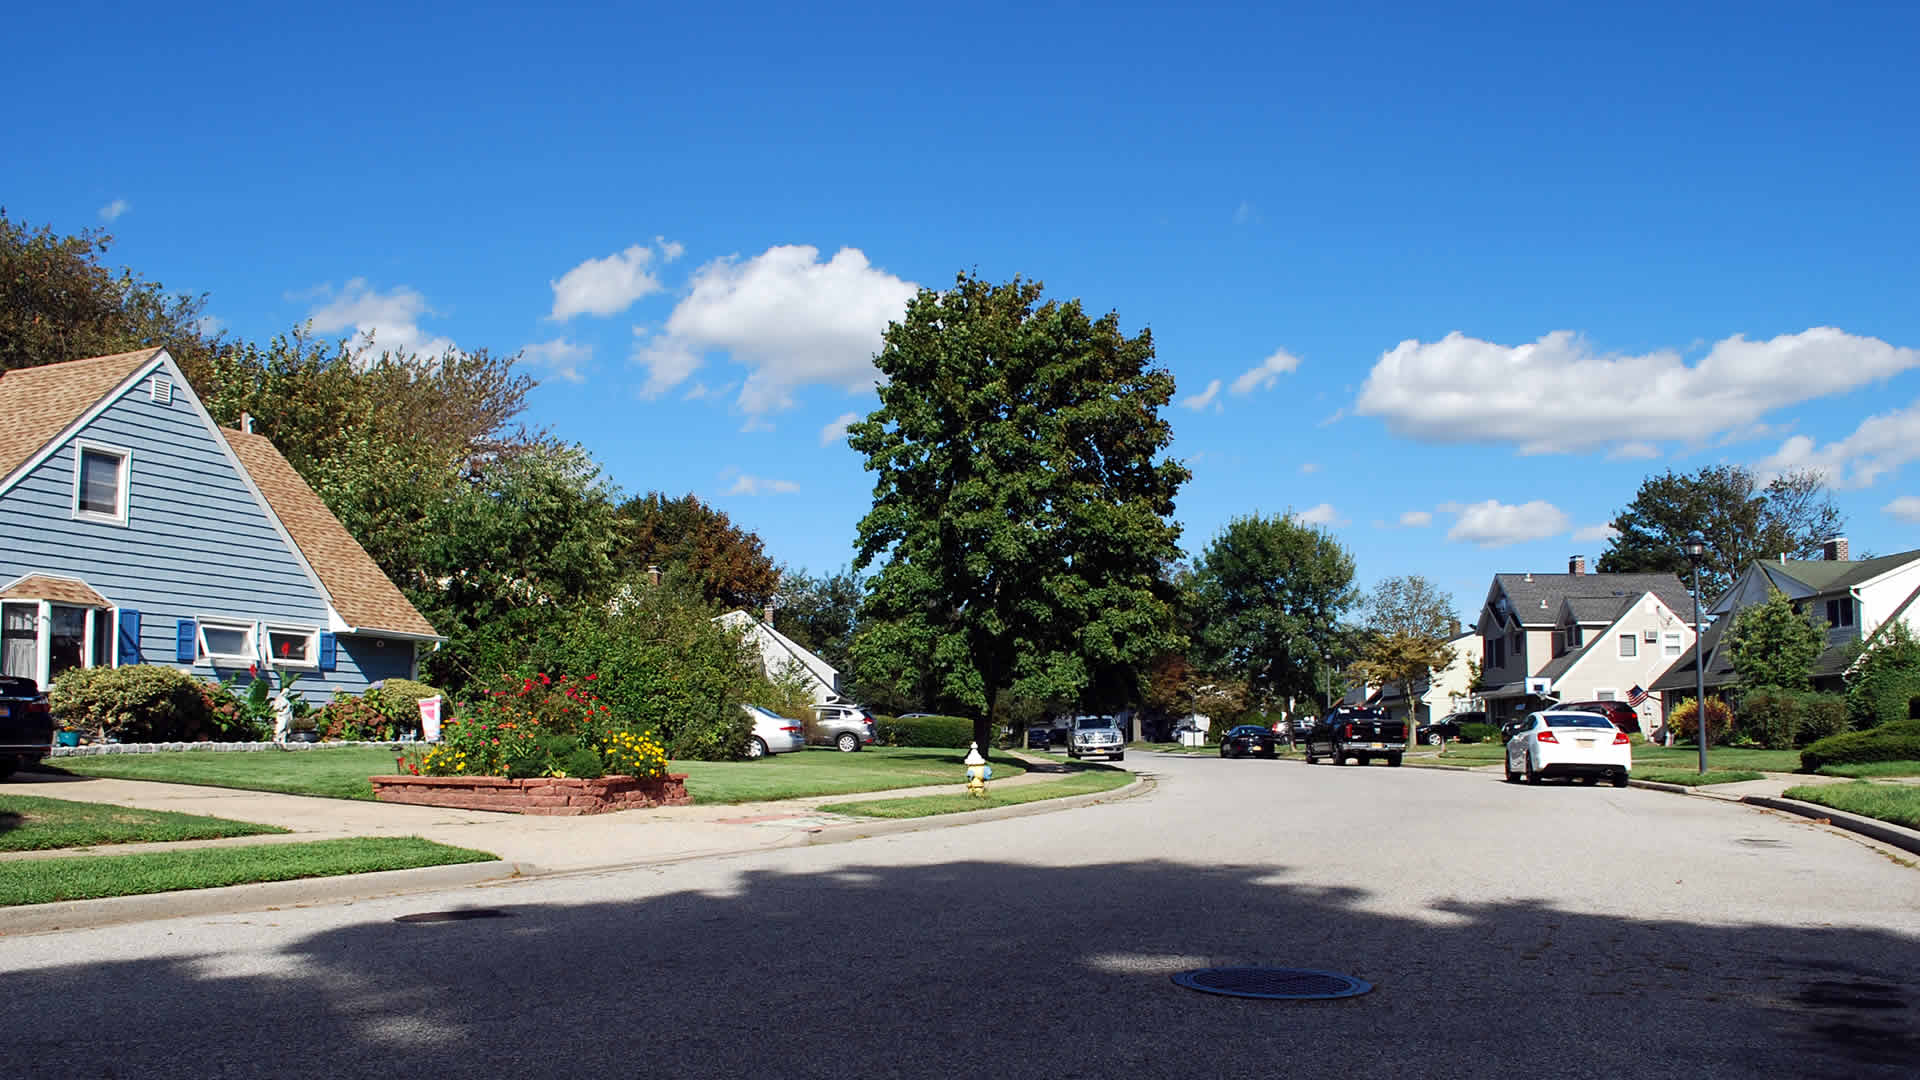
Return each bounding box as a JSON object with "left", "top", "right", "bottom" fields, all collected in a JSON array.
[
  {"left": 1576, "top": 739, "right": 1595, "bottom": 747},
  {"left": 1369, "top": 742, "right": 1384, "bottom": 749}
]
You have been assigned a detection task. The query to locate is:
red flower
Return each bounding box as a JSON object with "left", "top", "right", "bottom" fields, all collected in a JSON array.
[
  {"left": 249, "top": 663, "right": 259, "bottom": 677},
  {"left": 539, "top": 672, "right": 551, "bottom": 685},
  {"left": 585, "top": 673, "right": 598, "bottom": 681}
]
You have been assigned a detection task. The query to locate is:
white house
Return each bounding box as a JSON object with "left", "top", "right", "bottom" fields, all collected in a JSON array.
[
  {"left": 713, "top": 608, "right": 845, "bottom": 705},
  {"left": 1374, "top": 631, "right": 1481, "bottom": 727}
]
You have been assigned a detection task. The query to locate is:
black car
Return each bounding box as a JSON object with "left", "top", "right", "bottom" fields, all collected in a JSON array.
[
  {"left": 1417, "top": 710, "right": 1485, "bottom": 746},
  {"left": 1026, "top": 727, "right": 1053, "bottom": 750},
  {"left": 1219, "top": 724, "right": 1277, "bottom": 759},
  {"left": 0, "top": 675, "right": 54, "bottom": 780}
]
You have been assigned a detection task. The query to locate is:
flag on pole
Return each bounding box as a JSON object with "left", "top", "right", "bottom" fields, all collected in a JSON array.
[{"left": 1627, "top": 684, "right": 1648, "bottom": 707}]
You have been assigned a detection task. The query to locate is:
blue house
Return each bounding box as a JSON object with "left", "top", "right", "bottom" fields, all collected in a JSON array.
[{"left": 0, "top": 348, "right": 442, "bottom": 700}]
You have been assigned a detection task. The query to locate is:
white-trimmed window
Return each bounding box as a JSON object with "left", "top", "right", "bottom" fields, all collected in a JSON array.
[
  {"left": 72, "top": 441, "right": 131, "bottom": 525},
  {"left": 267, "top": 627, "right": 319, "bottom": 669},
  {"left": 1618, "top": 633, "right": 1637, "bottom": 658},
  {"left": 1663, "top": 632, "right": 1683, "bottom": 657},
  {"left": 197, "top": 619, "right": 257, "bottom": 664},
  {"left": 1594, "top": 688, "right": 1617, "bottom": 701}
]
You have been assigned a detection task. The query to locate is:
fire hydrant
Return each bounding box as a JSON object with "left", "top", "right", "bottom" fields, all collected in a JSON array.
[{"left": 964, "top": 742, "right": 993, "bottom": 797}]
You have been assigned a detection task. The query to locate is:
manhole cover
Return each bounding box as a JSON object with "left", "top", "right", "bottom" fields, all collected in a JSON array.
[
  {"left": 1172, "top": 967, "right": 1372, "bottom": 1000},
  {"left": 393, "top": 908, "right": 514, "bottom": 924}
]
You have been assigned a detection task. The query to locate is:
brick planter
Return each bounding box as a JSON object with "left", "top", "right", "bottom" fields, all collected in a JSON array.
[{"left": 369, "top": 773, "right": 691, "bottom": 815}]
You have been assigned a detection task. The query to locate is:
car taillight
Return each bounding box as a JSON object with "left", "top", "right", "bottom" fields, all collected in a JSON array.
[
  {"left": 1537, "top": 730, "right": 1559, "bottom": 743},
  {"left": 1343, "top": 723, "right": 1354, "bottom": 738},
  {"left": 781, "top": 725, "right": 801, "bottom": 733},
  {"left": 1613, "top": 731, "right": 1631, "bottom": 745}
]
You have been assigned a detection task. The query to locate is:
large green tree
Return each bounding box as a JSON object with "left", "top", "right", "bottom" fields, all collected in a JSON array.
[
  {"left": 848, "top": 273, "right": 1189, "bottom": 752},
  {"left": 1596, "top": 465, "right": 1844, "bottom": 600},
  {"left": 1187, "top": 513, "right": 1358, "bottom": 711},
  {"left": 613, "top": 493, "right": 781, "bottom": 611},
  {"left": 1726, "top": 588, "right": 1825, "bottom": 692},
  {"left": 774, "top": 566, "right": 863, "bottom": 674},
  {"left": 1351, "top": 574, "right": 1460, "bottom": 724}
]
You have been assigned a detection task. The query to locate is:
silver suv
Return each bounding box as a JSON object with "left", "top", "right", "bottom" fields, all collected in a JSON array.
[
  {"left": 1067, "top": 715, "right": 1125, "bottom": 761},
  {"left": 811, "top": 703, "right": 878, "bottom": 753}
]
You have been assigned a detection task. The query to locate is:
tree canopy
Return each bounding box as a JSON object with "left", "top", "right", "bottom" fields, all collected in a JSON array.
[
  {"left": 1726, "top": 588, "right": 1825, "bottom": 692},
  {"left": 1186, "top": 513, "right": 1357, "bottom": 711},
  {"left": 848, "top": 273, "right": 1189, "bottom": 749},
  {"left": 774, "top": 566, "right": 863, "bottom": 675},
  {"left": 1596, "top": 465, "right": 1844, "bottom": 600},
  {"left": 1351, "top": 574, "right": 1460, "bottom": 720},
  {"left": 613, "top": 493, "right": 782, "bottom": 612}
]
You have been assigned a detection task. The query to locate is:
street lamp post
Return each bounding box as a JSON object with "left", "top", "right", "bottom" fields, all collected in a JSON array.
[
  {"left": 1323, "top": 654, "right": 1332, "bottom": 713},
  {"left": 1685, "top": 535, "right": 1708, "bottom": 775}
]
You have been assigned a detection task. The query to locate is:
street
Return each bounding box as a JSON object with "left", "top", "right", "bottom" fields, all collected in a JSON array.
[{"left": 6, "top": 754, "right": 1918, "bottom": 1079}]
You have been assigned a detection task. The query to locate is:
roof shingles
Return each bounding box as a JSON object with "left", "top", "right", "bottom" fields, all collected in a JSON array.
[{"left": 0, "top": 349, "right": 161, "bottom": 481}]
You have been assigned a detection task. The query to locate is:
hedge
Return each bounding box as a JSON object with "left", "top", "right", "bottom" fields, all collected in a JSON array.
[
  {"left": 1738, "top": 689, "right": 1850, "bottom": 749},
  {"left": 874, "top": 714, "right": 976, "bottom": 748},
  {"left": 50, "top": 665, "right": 217, "bottom": 743},
  {"left": 1800, "top": 718, "right": 1920, "bottom": 772},
  {"left": 1457, "top": 722, "right": 1500, "bottom": 745}
]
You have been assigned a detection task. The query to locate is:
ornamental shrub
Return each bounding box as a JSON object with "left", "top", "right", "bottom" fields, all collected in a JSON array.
[
  {"left": 404, "top": 673, "right": 668, "bottom": 779},
  {"left": 1737, "top": 688, "right": 1801, "bottom": 750},
  {"left": 1668, "top": 696, "right": 1735, "bottom": 746},
  {"left": 50, "top": 665, "right": 219, "bottom": 743},
  {"left": 876, "top": 714, "right": 975, "bottom": 748},
  {"left": 1798, "top": 692, "right": 1850, "bottom": 745},
  {"left": 1800, "top": 718, "right": 1920, "bottom": 771},
  {"left": 1457, "top": 722, "right": 1501, "bottom": 745},
  {"left": 1844, "top": 622, "right": 1920, "bottom": 731},
  {"left": 316, "top": 694, "right": 403, "bottom": 742}
]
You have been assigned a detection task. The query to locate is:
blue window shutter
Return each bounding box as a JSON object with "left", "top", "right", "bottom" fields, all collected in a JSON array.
[
  {"left": 318, "top": 632, "right": 337, "bottom": 671},
  {"left": 175, "top": 619, "right": 196, "bottom": 663},
  {"left": 117, "top": 609, "right": 142, "bottom": 665}
]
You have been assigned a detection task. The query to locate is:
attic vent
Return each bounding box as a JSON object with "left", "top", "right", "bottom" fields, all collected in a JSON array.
[{"left": 150, "top": 376, "right": 173, "bottom": 405}]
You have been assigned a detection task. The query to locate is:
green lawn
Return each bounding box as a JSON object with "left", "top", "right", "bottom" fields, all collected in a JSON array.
[
  {"left": 1782, "top": 781, "right": 1920, "bottom": 830},
  {"left": 673, "top": 747, "right": 1028, "bottom": 803},
  {"left": 0, "top": 836, "right": 498, "bottom": 906},
  {"left": 53, "top": 747, "right": 403, "bottom": 800},
  {"left": 821, "top": 766, "right": 1132, "bottom": 818},
  {"left": 1634, "top": 768, "right": 1767, "bottom": 786},
  {"left": 0, "top": 794, "right": 288, "bottom": 851},
  {"left": 1817, "top": 760, "right": 1920, "bottom": 779}
]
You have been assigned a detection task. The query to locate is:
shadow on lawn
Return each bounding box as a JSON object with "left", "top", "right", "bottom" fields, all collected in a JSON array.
[{"left": 6, "top": 854, "right": 1917, "bottom": 1078}]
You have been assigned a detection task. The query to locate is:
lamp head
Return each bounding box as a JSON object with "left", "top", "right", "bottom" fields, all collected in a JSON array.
[{"left": 1683, "top": 535, "right": 1707, "bottom": 564}]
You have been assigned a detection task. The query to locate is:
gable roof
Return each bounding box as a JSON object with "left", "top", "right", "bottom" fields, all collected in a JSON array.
[
  {"left": 1757, "top": 549, "right": 1920, "bottom": 594},
  {"left": 1492, "top": 572, "right": 1695, "bottom": 626},
  {"left": 0, "top": 349, "right": 162, "bottom": 483},
  {"left": 220, "top": 428, "right": 438, "bottom": 640},
  {"left": 714, "top": 609, "right": 841, "bottom": 702},
  {"left": 1649, "top": 616, "right": 1733, "bottom": 692},
  {"left": 1563, "top": 596, "right": 1632, "bottom": 625},
  {"left": 0, "top": 574, "right": 110, "bottom": 607}
]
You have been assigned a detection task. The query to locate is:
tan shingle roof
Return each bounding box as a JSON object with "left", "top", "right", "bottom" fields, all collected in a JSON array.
[
  {"left": 0, "top": 574, "right": 110, "bottom": 607},
  {"left": 0, "top": 349, "right": 162, "bottom": 482},
  {"left": 221, "top": 428, "right": 440, "bottom": 640}
]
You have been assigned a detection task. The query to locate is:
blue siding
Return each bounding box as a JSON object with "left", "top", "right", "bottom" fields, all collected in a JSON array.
[{"left": 0, "top": 359, "right": 394, "bottom": 702}]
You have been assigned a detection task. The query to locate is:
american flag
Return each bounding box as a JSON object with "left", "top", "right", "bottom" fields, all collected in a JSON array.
[{"left": 1627, "top": 684, "right": 1649, "bottom": 707}]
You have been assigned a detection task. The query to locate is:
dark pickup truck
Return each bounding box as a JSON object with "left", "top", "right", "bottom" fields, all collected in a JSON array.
[
  {"left": 1302, "top": 706, "right": 1407, "bottom": 767},
  {"left": 0, "top": 675, "right": 54, "bottom": 780}
]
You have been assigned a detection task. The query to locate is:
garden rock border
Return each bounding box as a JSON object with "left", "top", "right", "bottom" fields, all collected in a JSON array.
[{"left": 49, "top": 740, "right": 412, "bottom": 756}]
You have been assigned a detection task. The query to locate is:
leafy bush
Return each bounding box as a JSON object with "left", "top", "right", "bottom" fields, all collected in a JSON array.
[
  {"left": 50, "top": 665, "right": 219, "bottom": 743},
  {"left": 406, "top": 673, "right": 667, "bottom": 779},
  {"left": 1668, "top": 696, "right": 1735, "bottom": 745},
  {"left": 1800, "top": 718, "right": 1920, "bottom": 772},
  {"left": 1844, "top": 622, "right": 1920, "bottom": 731},
  {"left": 199, "top": 678, "right": 275, "bottom": 741},
  {"left": 1798, "top": 693, "right": 1850, "bottom": 746},
  {"left": 315, "top": 694, "right": 405, "bottom": 742},
  {"left": 875, "top": 714, "right": 975, "bottom": 748},
  {"left": 1457, "top": 722, "right": 1500, "bottom": 745},
  {"left": 1738, "top": 688, "right": 1800, "bottom": 750}
]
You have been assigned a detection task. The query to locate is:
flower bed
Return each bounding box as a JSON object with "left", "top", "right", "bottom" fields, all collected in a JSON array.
[{"left": 369, "top": 773, "right": 691, "bottom": 815}]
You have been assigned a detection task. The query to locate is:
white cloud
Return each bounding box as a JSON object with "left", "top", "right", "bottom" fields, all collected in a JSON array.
[
  {"left": 519, "top": 337, "right": 591, "bottom": 384},
  {"left": 549, "top": 245, "right": 664, "bottom": 321},
  {"left": 820, "top": 412, "right": 859, "bottom": 446},
  {"left": 1607, "top": 442, "right": 1659, "bottom": 460},
  {"left": 195, "top": 314, "right": 224, "bottom": 337},
  {"left": 1444, "top": 499, "right": 1571, "bottom": 547},
  {"left": 1230, "top": 348, "right": 1302, "bottom": 395},
  {"left": 1233, "top": 201, "right": 1259, "bottom": 225},
  {"left": 1179, "top": 379, "right": 1223, "bottom": 412},
  {"left": 1318, "top": 407, "right": 1346, "bottom": 427},
  {"left": 1572, "top": 523, "right": 1620, "bottom": 543},
  {"left": 98, "top": 199, "right": 130, "bottom": 222},
  {"left": 1299, "top": 462, "right": 1322, "bottom": 474},
  {"left": 655, "top": 236, "right": 685, "bottom": 262},
  {"left": 1291, "top": 503, "right": 1346, "bottom": 526},
  {"left": 1399, "top": 510, "right": 1433, "bottom": 527},
  {"left": 632, "top": 245, "right": 916, "bottom": 416},
  {"left": 306, "top": 279, "right": 456, "bottom": 358},
  {"left": 1883, "top": 496, "right": 1920, "bottom": 523},
  {"left": 1354, "top": 327, "right": 1920, "bottom": 455},
  {"left": 1758, "top": 397, "right": 1920, "bottom": 489},
  {"left": 724, "top": 473, "right": 801, "bottom": 496}
]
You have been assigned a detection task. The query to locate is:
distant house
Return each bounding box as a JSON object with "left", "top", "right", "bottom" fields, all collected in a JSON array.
[
  {"left": 1650, "top": 539, "right": 1920, "bottom": 707},
  {"left": 714, "top": 607, "right": 846, "bottom": 705},
  {"left": 1373, "top": 631, "right": 1481, "bottom": 727},
  {"left": 0, "top": 349, "right": 441, "bottom": 699},
  {"left": 1474, "top": 556, "right": 1697, "bottom": 728}
]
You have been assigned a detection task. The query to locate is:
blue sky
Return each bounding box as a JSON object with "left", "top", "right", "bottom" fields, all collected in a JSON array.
[{"left": 8, "top": 1, "right": 1919, "bottom": 620}]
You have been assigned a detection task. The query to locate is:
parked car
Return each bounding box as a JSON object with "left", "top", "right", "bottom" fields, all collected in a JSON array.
[
  {"left": 1558, "top": 699, "right": 1641, "bottom": 734},
  {"left": 740, "top": 704, "right": 806, "bottom": 759},
  {"left": 1218, "top": 724, "right": 1277, "bottom": 759},
  {"left": 811, "top": 702, "right": 878, "bottom": 752},
  {"left": 1026, "top": 727, "right": 1053, "bottom": 750},
  {"left": 1067, "top": 714, "right": 1125, "bottom": 761},
  {"left": 1417, "top": 710, "right": 1483, "bottom": 746},
  {"left": 0, "top": 675, "right": 53, "bottom": 780},
  {"left": 1504, "top": 710, "right": 1631, "bottom": 786}
]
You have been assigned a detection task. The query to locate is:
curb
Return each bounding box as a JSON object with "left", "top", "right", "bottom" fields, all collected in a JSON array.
[
  {"left": 1739, "top": 795, "right": 1920, "bottom": 858},
  {"left": 0, "top": 859, "right": 528, "bottom": 938}
]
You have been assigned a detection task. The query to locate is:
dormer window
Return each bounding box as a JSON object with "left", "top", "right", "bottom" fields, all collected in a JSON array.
[{"left": 72, "top": 442, "right": 130, "bottom": 525}]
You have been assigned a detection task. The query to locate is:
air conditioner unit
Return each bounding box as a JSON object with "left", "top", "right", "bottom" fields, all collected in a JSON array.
[{"left": 1643, "top": 629, "right": 1659, "bottom": 642}]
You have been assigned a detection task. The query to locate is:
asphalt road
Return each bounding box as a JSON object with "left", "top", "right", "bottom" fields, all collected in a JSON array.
[{"left": 6, "top": 754, "right": 1918, "bottom": 1079}]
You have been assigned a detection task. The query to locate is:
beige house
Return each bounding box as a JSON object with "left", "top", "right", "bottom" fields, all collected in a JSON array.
[
  {"left": 1373, "top": 631, "right": 1481, "bottom": 728},
  {"left": 1475, "top": 557, "right": 1697, "bottom": 728}
]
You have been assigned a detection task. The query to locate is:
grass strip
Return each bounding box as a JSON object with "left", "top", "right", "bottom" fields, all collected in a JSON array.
[
  {"left": 53, "top": 746, "right": 402, "bottom": 800},
  {"left": 670, "top": 747, "right": 1028, "bottom": 803},
  {"left": 1817, "top": 760, "right": 1920, "bottom": 779},
  {"left": 1635, "top": 768, "right": 1766, "bottom": 786},
  {"left": 0, "top": 836, "right": 498, "bottom": 907},
  {"left": 1781, "top": 781, "right": 1920, "bottom": 830},
  {"left": 0, "top": 794, "right": 287, "bottom": 851},
  {"left": 819, "top": 768, "right": 1132, "bottom": 818}
]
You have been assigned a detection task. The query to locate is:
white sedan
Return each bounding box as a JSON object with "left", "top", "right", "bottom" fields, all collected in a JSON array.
[
  {"left": 1504, "top": 710, "right": 1631, "bottom": 787},
  {"left": 740, "top": 704, "right": 806, "bottom": 759}
]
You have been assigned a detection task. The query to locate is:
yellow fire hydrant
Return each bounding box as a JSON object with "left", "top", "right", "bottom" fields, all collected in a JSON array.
[{"left": 964, "top": 742, "right": 993, "bottom": 797}]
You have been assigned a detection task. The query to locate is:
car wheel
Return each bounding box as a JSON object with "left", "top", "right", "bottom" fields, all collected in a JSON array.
[
  {"left": 1112, "top": 753, "right": 1125, "bottom": 762},
  {"left": 1524, "top": 754, "right": 1541, "bottom": 785},
  {"left": 1504, "top": 756, "right": 1519, "bottom": 783},
  {"left": 1612, "top": 771, "right": 1630, "bottom": 788},
  {"left": 0, "top": 758, "right": 16, "bottom": 781},
  {"left": 1387, "top": 754, "right": 1403, "bottom": 767},
  {"left": 745, "top": 737, "right": 768, "bottom": 760},
  {"left": 835, "top": 732, "right": 860, "bottom": 753},
  {"left": 1424, "top": 732, "right": 1442, "bottom": 747},
  {"left": 1303, "top": 747, "right": 1317, "bottom": 764}
]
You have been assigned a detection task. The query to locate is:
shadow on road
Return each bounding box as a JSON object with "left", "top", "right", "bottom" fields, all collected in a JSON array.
[{"left": 6, "top": 857, "right": 1916, "bottom": 1078}]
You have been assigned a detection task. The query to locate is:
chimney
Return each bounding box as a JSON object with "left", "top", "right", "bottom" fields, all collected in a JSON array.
[
  {"left": 1569, "top": 555, "right": 1586, "bottom": 575},
  {"left": 240, "top": 412, "right": 253, "bottom": 435},
  {"left": 1823, "top": 537, "right": 1849, "bottom": 562},
  {"left": 646, "top": 565, "right": 661, "bottom": 587},
  {"left": 763, "top": 601, "right": 776, "bottom": 623}
]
